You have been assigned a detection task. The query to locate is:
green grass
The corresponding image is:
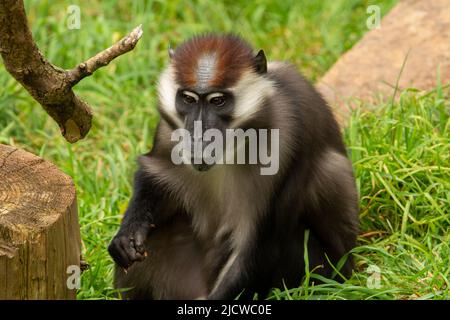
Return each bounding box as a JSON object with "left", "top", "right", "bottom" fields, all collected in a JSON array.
[
  {"left": 1, "top": 0, "right": 449, "bottom": 300},
  {"left": 269, "top": 87, "right": 450, "bottom": 300}
]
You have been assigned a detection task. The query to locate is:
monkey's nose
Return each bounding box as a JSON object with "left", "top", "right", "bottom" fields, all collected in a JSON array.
[
  {"left": 192, "top": 162, "right": 213, "bottom": 172},
  {"left": 190, "top": 154, "right": 215, "bottom": 171}
]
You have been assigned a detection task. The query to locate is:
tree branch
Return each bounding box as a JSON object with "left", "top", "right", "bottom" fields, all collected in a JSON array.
[
  {"left": 67, "top": 25, "right": 143, "bottom": 86},
  {"left": 0, "top": 0, "right": 143, "bottom": 143}
]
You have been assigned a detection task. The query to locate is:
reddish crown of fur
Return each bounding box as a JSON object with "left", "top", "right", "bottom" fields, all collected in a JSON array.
[{"left": 171, "top": 34, "right": 255, "bottom": 89}]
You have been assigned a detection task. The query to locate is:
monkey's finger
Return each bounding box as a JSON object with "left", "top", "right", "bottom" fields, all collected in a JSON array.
[
  {"left": 120, "top": 236, "right": 140, "bottom": 262},
  {"left": 133, "top": 230, "right": 147, "bottom": 255},
  {"left": 134, "top": 252, "right": 145, "bottom": 262},
  {"left": 108, "top": 239, "right": 131, "bottom": 269},
  {"left": 111, "top": 245, "right": 131, "bottom": 268}
]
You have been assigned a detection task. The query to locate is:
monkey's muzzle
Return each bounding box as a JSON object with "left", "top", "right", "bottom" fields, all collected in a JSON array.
[
  {"left": 191, "top": 162, "right": 214, "bottom": 172},
  {"left": 190, "top": 147, "right": 216, "bottom": 172}
]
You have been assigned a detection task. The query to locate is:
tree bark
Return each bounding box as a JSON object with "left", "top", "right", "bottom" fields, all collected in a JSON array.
[
  {"left": 0, "top": 144, "right": 81, "bottom": 299},
  {"left": 0, "top": 0, "right": 143, "bottom": 143}
]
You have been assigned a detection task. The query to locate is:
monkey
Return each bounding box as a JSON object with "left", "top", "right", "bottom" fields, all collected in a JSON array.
[{"left": 108, "top": 34, "right": 359, "bottom": 300}]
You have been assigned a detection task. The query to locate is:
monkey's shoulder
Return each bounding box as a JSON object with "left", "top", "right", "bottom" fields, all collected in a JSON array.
[
  {"left": 266, "top": 60, "right": 321, "bottom": 102},
  {"left": 267, "top": 61, "right": 309, "bottom": 84}
]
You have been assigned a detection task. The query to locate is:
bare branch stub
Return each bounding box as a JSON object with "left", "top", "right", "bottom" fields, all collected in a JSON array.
[
  {"left": 67, "top": 25, "right": 143, "bottom": 86},
  {"left": 0, "top": 0, "right": 143, "bottom": 143}
]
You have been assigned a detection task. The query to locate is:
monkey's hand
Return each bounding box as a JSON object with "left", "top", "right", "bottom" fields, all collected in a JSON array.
[{"left": 108, "top": 221, "right": 153, "bottom": 270}]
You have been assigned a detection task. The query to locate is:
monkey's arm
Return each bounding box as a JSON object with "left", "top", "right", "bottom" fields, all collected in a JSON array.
[
  {"left": 303, "top": 151, "right": 359, "bottom": 277},
  {"left": 108, "top": 168, "right": 164, "bottom": 269}
]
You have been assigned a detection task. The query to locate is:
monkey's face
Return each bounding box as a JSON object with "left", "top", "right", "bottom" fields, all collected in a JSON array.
[
  {"left": 175, "top": 89, "right": 235, "bottom": 171},
  {"left": 157, "top": 34, "right": 270, "bottom": 172}
]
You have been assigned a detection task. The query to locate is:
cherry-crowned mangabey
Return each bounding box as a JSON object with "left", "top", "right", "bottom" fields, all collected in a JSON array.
[{"left": 108, "top": 34, "right": 359, "bottom": 300}]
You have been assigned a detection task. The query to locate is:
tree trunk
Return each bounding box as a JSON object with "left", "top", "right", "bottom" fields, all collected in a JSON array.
[
  {"left": 0, "top": 144, "right": 81, "bottom": 299},
  {"left": 0, "top": 0, "right": 142, "bottom": 143}
]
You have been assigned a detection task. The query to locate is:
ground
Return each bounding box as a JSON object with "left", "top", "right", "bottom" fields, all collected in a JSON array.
[{"left": 0, "top": 0, "right": 448, "bottom": 299}]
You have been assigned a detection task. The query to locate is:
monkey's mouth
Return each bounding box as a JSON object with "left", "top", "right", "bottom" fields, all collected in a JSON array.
[
  {"left": 190, "top": 155, "right": 215, "bottom": 172},
  {"left": 191, "top": 162, "right": 214, "bottom": 172}
]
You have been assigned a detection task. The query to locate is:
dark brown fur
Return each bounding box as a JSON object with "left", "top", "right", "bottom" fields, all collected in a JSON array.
[{"left": 108, "top": 35, "right": 359, "bottom": 300}]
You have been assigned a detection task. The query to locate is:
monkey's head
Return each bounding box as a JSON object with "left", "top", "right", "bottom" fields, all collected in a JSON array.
[{"left": 157, "top": 34, "right": 274, "bottom": 171}]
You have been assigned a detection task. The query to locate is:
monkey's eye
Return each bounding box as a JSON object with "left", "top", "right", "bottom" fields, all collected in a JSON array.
[
  {"left": 210, "top": 96, "right": 226, "bottom": 107},
  {"left": 182, "top": 94, "right": 197, "bottom": 104}
]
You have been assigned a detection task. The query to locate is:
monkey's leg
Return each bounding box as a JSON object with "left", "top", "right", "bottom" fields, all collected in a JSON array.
[
  {"left": 206, "top": 243, "right": 255, "bottom": 300},
  {"left": 269, "top": 225, "right": 334, "bottom": 291}
]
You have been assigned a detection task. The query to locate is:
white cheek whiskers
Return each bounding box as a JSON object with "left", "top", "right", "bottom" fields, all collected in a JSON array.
[
  {"left": 157, "top": 65, "right": 184, "bottom": 128},
  {"left": 230, "top": 71, "right": 275, "bottom": 128}
]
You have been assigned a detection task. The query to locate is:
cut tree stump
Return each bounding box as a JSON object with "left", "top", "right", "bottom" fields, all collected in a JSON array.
[{"left": 0, "top": 144, "right": 81, "bottom": 299}]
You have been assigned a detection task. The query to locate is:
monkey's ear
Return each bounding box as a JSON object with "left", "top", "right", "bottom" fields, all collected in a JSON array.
[
  {"left": 253, "top": 50, "right": 267, "bottom": 74},
  {"left": 168, "top": 45, "right": 175, "bottom": 59}
]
